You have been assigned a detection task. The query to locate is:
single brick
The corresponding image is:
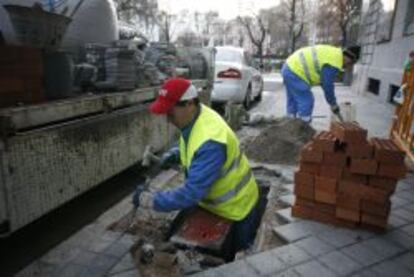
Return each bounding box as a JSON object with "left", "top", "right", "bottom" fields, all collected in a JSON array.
[
  {"left": 313, "top": 131, "right": 337, "bottom": 152},
  {"left": 320, "top": 165, "right": 343, "bottom": 179},
  {"left": 315, "top": 176, "right": 337, "bottom": 193},
  {"left": 315, "top": 190, "right": 337, "bottom": 204},
  {"left": 338, "top": 180, "right": 365, "bottom": 197},
  {"left": 361, "top": 200, "right": 390, "bottom": 217},
  {"left": 292, "top": 204, "right": 313, "bottom": 219},
  {"left": 336, "top": 207, "right": 361, "bottom": 222},
  {"left": 331, "top": 122, "right": 368, "bottom": 144},
  {"left": 342, "top": 167, "right": 368, "bottom": 184},
  {"left": 299, "top": 162, "right": 320, "bottom": 175},
  {"left": 294, "top": 171, "right": 314, "bottom": 187},
  {"left": 312, "top": 209, "right": 338, "bottom": 225},
  {"left": 377, "top": 163, "right": 407, "bottom": 179},
  {"left": 368, "top": 176, "right": 397, "bottom": 194},
  {"left": 295, "top": 197, "right": 315, "bottom": 208},
  {"left": 323, "top": 151, "right": 347, "bottom": 166},
  {"left": 294, "top": 183, "right": 314, "bottom": 200},
  {"left": 371, "top": 138, "right": 405, "bottom": 164},
  {"left": 335, "top": 218, "right": 359, "bottom": 229},
  {"left": 363, "top": 186, "right": 391, "bottom": 204},
  {"left": 345, "top": 142, "right": 374, "bottom": 159},
  {"left": 300, "top": 142, "right": 323, "bottom": 163},
  {"left": 337, "top": 193, "right": 361, "bottom": 210},
  {"left": 350, "top": 158, "right": 378, "bottom": 175},
  {"left": 314, "top": 202, "right": 336, "bottom": 215},
  {"left": 361, "top": 213, "right": 388, "bottom": 229}
]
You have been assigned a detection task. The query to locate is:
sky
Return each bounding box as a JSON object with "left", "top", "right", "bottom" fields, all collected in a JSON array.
[{"left": 158, "top": 0, "right": 279, "bottom": 20}]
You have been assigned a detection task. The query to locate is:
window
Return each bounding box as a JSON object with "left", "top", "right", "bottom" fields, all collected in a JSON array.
[
  {"left": 215, "top": 49, "right": 243, "bottom": 63},
  {"left": 404, "top": 1, "right": 414, "bottom": 35},
  {"left": 367, "top": 78, "right": 380, "bottom": 95},
  {"left": 376, "top": 0, "right": 398, "bottom": 43}
]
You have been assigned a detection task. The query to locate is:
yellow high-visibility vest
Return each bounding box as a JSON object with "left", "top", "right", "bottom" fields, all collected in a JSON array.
[
  {"left": 286, "top": 45, "right": 343, "bottom": 86},
  {"left": 179, "top": 104, "right": 258, "bottom": 221}
]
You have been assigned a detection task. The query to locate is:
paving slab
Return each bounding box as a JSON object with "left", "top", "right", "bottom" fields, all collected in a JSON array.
[
  {"left": 108, "top": 254, "right": 136, "bottom": 276},
  {"left": 369, "top": 260, "right": 413, "bottom": 277},
  {"left": 294, "top": 237, "right": 335, "bottom": 257},
  {"left": 292, "top": 260, "right": 338, "bottom": 277},
  {"left": 270, "top": 244, "right": 312, "bottom": 266},
  {"left": 276, "top": 207, "right": 298, "bottom": 223},
  {"left": 392, "top": 252, "right": 414, "bottom": 272},
  {"left": 213, "top": 259, "right": 258, "bottom": 277},
  {"left": 316, "top": 229, "right": 360, "bottom": 248},
  {"left": 318, "top": 251, "right": 363, "bottom": 276},
  {"left": 279, "top": 195, "right": 295, "bottom": 207},
  {"left": 341, "top": 242, "right": 386, "bottom": 267},
  {"left": 383, "top": 229, "right": 414, "bottom": 249},
  {"left": 360, "top": 237, "right": 404, "bottom": 259},
  {"left": 245, "top": 250, "right": 288, "bottom": 276}
]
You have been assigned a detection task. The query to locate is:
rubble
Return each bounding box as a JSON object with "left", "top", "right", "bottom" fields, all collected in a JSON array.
[{"left": 243, "top": 117, "right": 316, "bottom": 165}]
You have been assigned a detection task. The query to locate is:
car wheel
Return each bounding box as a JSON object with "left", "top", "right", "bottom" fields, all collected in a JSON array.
[
  {"left": 255, "top": 83, "right": 263, "bottom": 102},
  {"left": 244, "top": 85, "right": 252, "bottom": 110}
]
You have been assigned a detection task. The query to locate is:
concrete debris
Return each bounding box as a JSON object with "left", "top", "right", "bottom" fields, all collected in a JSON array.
[{"left": 243, "top": 117, "right": 316, "bottom": 165}]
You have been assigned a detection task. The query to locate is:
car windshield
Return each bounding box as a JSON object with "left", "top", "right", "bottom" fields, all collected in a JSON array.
[{"left": 216, "top": 49, "right": 243, "bottom": 63}]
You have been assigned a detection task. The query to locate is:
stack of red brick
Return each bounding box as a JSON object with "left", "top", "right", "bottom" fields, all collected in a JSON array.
[
  {"left": 0, "top": 45, "right": 45, "bottom": 108},
  {"left": 292, "top": 122, "right": 407, "bottom": 231}
]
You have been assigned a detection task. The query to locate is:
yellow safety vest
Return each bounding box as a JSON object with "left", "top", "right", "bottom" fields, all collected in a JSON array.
[
  {"left": 179, "top": 104, "right": 259, "bottom": 221},
  {"left": 286, "top": 45, "right": 343, "bottom": 86}
]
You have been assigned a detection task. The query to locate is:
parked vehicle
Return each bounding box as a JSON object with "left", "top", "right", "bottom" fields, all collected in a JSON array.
[{"left": 212, "top": 46, "right": 263, "bottom": 109}]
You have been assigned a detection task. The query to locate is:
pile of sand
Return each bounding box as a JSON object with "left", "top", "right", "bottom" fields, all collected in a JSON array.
[{"left": 243, "top": 117, "right": 316, "bottom": 165}]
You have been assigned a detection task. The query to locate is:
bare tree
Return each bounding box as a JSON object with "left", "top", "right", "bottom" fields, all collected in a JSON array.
[
  {"left": 280, "top": 0, "right": 306, "bottom": 53},
  {"left": 176, "top": 31, "right": 200, "bottom": 47},
  {"left": 115, "top": 0, "right": 158, "bottom": 26},
  {"left": 237, "top": 14, "right": 267, "bottom": 67},
  {"left": 318, "top": 0, "right": 361, "bottom": 46},
  {"left": 157, "top": 11, "right": 176, "bottom": 43}
]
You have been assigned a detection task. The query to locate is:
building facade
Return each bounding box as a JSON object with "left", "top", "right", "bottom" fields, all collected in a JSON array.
[{"left": 353, "top": 0, "right": 414, "bottom": 103}]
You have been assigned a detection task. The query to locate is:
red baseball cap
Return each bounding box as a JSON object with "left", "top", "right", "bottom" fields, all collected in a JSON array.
[{"left": 150, "top": 78, "right": 198, "bottom": 114}]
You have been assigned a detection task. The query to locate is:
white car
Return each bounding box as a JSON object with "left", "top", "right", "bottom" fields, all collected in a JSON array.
[{"left": 212, "top": 46, "right": 263, "bottom": 109}]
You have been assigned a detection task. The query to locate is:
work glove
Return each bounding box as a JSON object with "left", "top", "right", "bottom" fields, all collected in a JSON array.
[
  {"left": 160, "top": 147, "right": 179, "bottom": 169},
  {"left": 331, "top": 104, "right": 344, "bottom": 122}
]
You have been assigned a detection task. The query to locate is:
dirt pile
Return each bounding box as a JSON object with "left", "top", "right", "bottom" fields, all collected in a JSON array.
[{"left": 243, "top": 117, "right": 316, "bottom": 165}]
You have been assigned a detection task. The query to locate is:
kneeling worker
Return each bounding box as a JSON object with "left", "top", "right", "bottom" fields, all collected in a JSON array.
[{"left": 133, "top": 78, "right": 260, "bottom": 253}]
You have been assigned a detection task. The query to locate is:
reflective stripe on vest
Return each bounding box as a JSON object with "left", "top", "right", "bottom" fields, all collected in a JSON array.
[
  {"left": 298, "top": 46, "right": 321, "bottom": 84},
  {"left": 202, "top": 169, "right": 253, "bottom": 206},
  {"left": 220, "top": 151, "right": 243, "bottom": 177}
]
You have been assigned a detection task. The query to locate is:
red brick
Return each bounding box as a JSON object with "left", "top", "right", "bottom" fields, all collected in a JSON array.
[
  {"left": 349, "top": 158, "right": 378, "bottom": 175},
  {"left": 335, "top": 218, "right": 358, "bottom": 229},
  {"left": 320, "top": 165, "right": 343, "bottom": 179},
  {"left": 337, "top": 193, "right": 361, "bottom": 210},
  {"left": 314, "top": 202, "right": 336, "bottom": 215},
  {"left": 313, "top": 131, "right": 337, "bottom": 152},
  {"left": 371, "top": 138, "right": 405, "bottom": 164},
  {"left": 342, "top": 167, "right": 368, "bottom": 184},
  {"left": 294, "top": 171, "right": 314, "bottom": 187},
  {"left": 368, "top": 176, "right": 398, "bottom": 194},
  {"left": 336, "top": 207, "right": 360, "bottom": 222},
  {"left": 315, "top": 190, "right": 336, "bottom": 204},
  {"left": 361, "top": 200, "right": 390, "bottom": 217},
  {"left": 377, "top": 163, "right": 407, "bottom": 179},
  {"left": 312, "top": 210, "right": 338, "bottom": 225},
  {"left": 345, "top": 142, "right": 374, "bottom": 159},
  {"left": 363, "top": 186, "right": 391, "bottom": 204},
  {"left": 361, "top": 213, "right": 388, "bottom": 229},
  {"left": 323, "top": 151, "right": 347, "bottom": 166},
  {"left": 300, "top": 142, "right": 323, "bottom": 163},
  {"left": 315, "top": 176, "right": 337, "bottom": 193},
  {"left": 294, "top": 183, "right": 314, "bottom": 200},
  {"left": 292, "top": 204, "right": 313, "bottom": 219},
  {"left": 295, "top": 197, "right": 315, "bottom": 208},
  {"left": 331, "top": 122, "right": 368, "bottom": 144},
  {"left": 338, "top": 180, "right": 365, "bottom": 197},
  {"left": 300, "top": 162, "right": 320, "bottom": 175}
]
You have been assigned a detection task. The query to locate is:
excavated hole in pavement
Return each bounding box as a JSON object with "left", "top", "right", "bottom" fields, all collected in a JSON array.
[{"left": 108, "top": 165, "right": 293, "bottom": 276}]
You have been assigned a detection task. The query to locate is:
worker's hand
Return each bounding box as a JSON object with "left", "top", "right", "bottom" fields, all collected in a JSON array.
[
  {"left": 331, "top": 104, "right": 341, "bottom": 115},
  {"left": 160, "top": 147, "right": 179, "bottom": 169}
]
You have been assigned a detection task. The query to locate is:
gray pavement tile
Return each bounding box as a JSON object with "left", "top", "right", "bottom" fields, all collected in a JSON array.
[
  {"left": 108, "top": 254, "right": 136, "bottom": 276},
  {"left": 284, "top": 184, "right": 295, "bottom": 193},
  {"left": 274, "top": 221, "right": 332, "bottom": 243},
  {"left": 397, "top": 180, "right": 414, "bottom": 191},
  {"left": 89, "top": 253, "right": 120, "bottom": 273},
  {"left": 397, "top": 190, "right": 414, "bottom": 201},
  {"left": 191, "top": 268, "right": 224, "bottom": 277},
  {"left": 388, "top": 213, "right": 411, "bottom": 229},
  {"left": 280, "top": 195, "right": 295, "bottom": 207},
  {"left": 393, "top": 252, "right": 414, "bottom": 272},
  {"left": 360, "top": 237, "right": 404, "bottom": 259},
  {"left": 401, "top": 223, "right": 414, "bottom": 237},
  {"left": 382, "top": 230, "right": 414, "bottom": 249},
  {"left": 369, "top": 260, "right": 413, "bottom": 277},
  {"left": 276, "top": 207, "right": 298, "bottom": 223},
  {"left": 341, "top": 242, "right": 385, "bottom": 267},
  {"left": 40, "top": 244, "right": 83, "bottom": 265},
  {"left": 56, "top": 263, "right": 88, "bottom": 277},
  {"left": 293, "top": 260, "right": 338, "bottom": 277},
  {"left": 294, "top": 237, "right": 335, "bottom": 257},
  {"left": 404, "top": 203, "right": 414, "bottom": 212},
  {"left": 273, "top": 269, "right": 301, "bottom": 277},
  {"left": 318, "top": 251, "right": 363, "bottom": 276},
  {"left": 103, "top": 241, "right": 131, "bottom": 258},
  {"left": 214, "top": 259, "right": 259, "bottom": 277},
  {"left": 351, "top": 269, "right": 380, "bottom": 277},
  {"left": 391, "top": 195, "right": 412, "bottom": 209},
  {"left": 245, "top": 250, "right": 288, "bottom": 276},
  {"left": 389, "top": 207, "right": 414, "bottom": 221},
  {"left": 109, "top": 268, "right": 140, "bottom": 277},
  {"left": 15, "top": 261, "right": 58, "bottom": 277},
  {"left": 316, "top": 229, "right": 360, "bottom": 248},
  {"left": 270, "top": 244, "right": 312, "bottom": 266},
  {"left": 71, "top": 250, "right": 99, "bottom": 266}
]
